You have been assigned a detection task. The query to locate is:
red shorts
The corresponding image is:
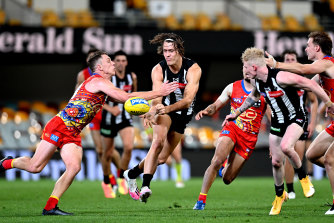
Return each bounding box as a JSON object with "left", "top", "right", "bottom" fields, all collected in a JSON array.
[
  {"left": 41, "top": 116, "right": 82, "bottom": 149},
  {"left": 219, "top": 122, "right": 258, "bottom": 160},
  {"left": 325, "top": 120, "right": 334, "bottom": 137},
  {"left": 89, "top": 110, "right": 102, "bottom": 130}
]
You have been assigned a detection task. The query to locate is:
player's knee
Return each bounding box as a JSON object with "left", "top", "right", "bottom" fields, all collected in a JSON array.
[
  {"left": 68, "top": 162, "right": 81, "bottom": 174},
  {"left": 29, "top": 163, "right": 43, "bottom": 173},
  {"left": 211, "top": 158, "right": 222, "bottom": 170},
  {"left": 271, "top": 159, "right": 283, "bottom": 169},
  {"left": 152, "top": 138, "right": 165, "bottom": 149},
  {"left": 324, "top": 153, "right": 334, "bottom": 168},
  {"left": 305, "top": 150, "right": 314, "bottom": 162},
  {"left": 280, "top": 143, "right": 291, "bottom": 155},
  {"left": 222, "top": 175, "right": 233, "bottom": 185}
]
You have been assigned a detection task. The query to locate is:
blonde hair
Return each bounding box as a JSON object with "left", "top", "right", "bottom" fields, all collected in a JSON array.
[{"left": 241, "top": 47, "right": 266, "bottom": 67}]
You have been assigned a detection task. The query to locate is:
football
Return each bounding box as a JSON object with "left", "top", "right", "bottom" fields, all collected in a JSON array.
[{"left": 124, "top": 97, "right": 150, "bottom": 116}]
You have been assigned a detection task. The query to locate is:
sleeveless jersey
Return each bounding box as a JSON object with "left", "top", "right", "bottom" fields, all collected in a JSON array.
[
  {"left": 57, "top": 74, "right": 106, "bottom": 136},
  {"left": 160, "top": 57, "right": 196, "bottom": 118},
  {"left": 83, "top": 67, "right": 93, "bottom": 80},
  {"left": 230, "top": 80, "right": 267, "bottom": 134},
  {"left": 319, "top": 55, "right": 334, "bottom": 102},
  {"left": 255, "top": 68, "right": 306, "bottom": 124},
  {"left": 103, "top": 73, "right": 134, "bottom": 125}
]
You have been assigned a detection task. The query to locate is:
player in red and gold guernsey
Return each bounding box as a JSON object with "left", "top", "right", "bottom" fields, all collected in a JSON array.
[
  {"left": 0, "top": 50, "right": 179, "bottom": 216},
  {"left": 193, "top": 70, "right": 267, "bottom": 210},
  {"left": 266, "top": 31, "right": 334, "bottom": 215},
  {"left": 75, "top": 49, "right": 122, "bottom": 199}
]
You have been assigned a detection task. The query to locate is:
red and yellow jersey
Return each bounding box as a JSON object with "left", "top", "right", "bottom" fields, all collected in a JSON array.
[
  {"left": 230, "top": 80, "right": 267, "bottom": 134},
  {"left": 320, "top": 55, "right": 334, "bottom": 102},
  {"left": 83, "top": 67, "right": 93, "bottom": 80},
  {"left": 57, "top": 74, "right": 106, "bottom": 136}
]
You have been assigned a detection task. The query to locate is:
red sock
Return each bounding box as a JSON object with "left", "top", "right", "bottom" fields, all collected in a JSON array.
[
  {"left": 222, "top": 159, "right": 228, "bottom": 168},
  {"left": 2, "top": 159, "right": 14, "bottom": 170},
  {"left": 198, "top": 193, "right": 207, "bottom": 203},
  {"left": 44, "top": 196, "right": 59, "bottom": 211},
  {"left": 109, "top": 174, "right": 117, "bottom": 186},
  {"left": 117, "top": 169, "right": 121, "bottom": 178}
]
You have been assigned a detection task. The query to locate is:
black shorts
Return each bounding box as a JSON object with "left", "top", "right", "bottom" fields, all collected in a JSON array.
[
  {"left": 270, "top": 113, "right": 307, "bottom": 138},
  {"left": 100, "top": 119, "right": 133, "bottom": 138},
  {"left": 168, "top": 113, "right": 192, "bottom": 134}
]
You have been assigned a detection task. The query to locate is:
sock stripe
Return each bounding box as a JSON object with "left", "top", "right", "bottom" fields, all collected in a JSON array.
[
  {"left": 200, "top": 193, "right": 207, "bottom": 196},
  {"left": 50, "top": 195, "right": 59, "bottom": 200},
  {"left": 10, "top": 159, "right": 15, "bottom": 168}
]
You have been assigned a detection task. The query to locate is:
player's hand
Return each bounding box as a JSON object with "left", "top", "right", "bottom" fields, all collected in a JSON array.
[
  {"left": 195, "top": 110, "right": 208, "bottom": 120},
  {"left": 222, "top": 113, "right": 238, "bottom": 128},
  {"left": 326, "top": 103, "right": 334, "bottom": 118},
  {"left": 307, "top": 123, "right": 315, "bottom": 138},
  {"left": 141, "top": 112, "right": 157, "bottom": 128},
  {"left": 264, "top": 51, "right": 277, "bottom": 69},
  {"left": 160, "top": 81, "right": 179, "bottom": 96},
  {"left": 155, "top": 104, "right": 166, "bottom": 115},
  {"left": 111, "top": 106, "right": 121, "bottom": 116}
]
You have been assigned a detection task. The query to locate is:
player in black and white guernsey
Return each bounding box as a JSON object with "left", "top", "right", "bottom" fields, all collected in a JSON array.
[
  {"left": 100, "top": 50, "right": 138, "bottom": 196},
  {"left": 124, "top": 33, "right": 202, "bottom": 203},
  {"left": 224, "top": 47, "right": 334, "bottom": 216}
]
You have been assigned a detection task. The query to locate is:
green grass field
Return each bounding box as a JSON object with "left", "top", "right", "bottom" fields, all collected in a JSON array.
[{"left": 0, "top": 177, "right": 333, "bottom": 222}]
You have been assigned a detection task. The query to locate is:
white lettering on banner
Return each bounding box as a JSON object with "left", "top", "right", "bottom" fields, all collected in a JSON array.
[
  {"left": 0, "top": 28, "right": 74, "bottom": 54},
  {"left": 82, "top": 28, "right": 143, "bottom": 55},
  {"left": 2, "top": 150, "right": 190, "bottom": 181}
]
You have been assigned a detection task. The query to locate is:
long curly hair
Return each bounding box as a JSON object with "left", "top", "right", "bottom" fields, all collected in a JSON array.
[{"left": 149, "top": 33, "right": 185, "bottom": 57}]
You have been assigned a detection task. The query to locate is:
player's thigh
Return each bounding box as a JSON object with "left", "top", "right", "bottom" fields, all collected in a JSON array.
[
  {"left": 152, "top": 114, "right": 172, "bottom": 140},
  {"left": 102, "top": 136, "right": 115, "bottom": 153},
  {"left": 30, "top": 140, "right": 58, "bottom": 168},
  {"left": 281, "top": 123, "right": 303, "bottom": 150},
  {"left": 60, "top": 143, "right": 83, "bottom": 169},
  {"left": 158, "top": 131, "right": 183, "bottom": 162},
  {"left": 119, "top": 126, "right": 134, "bottom": 149},
  {"left": 308, "top": 130, "right": 333, "bottom": 158},
  {"left": 224, "top": 152, "right": 247, "bottom": 179},
  {"left": 213, "top": 136, "right": 235, "bottom": 163}
]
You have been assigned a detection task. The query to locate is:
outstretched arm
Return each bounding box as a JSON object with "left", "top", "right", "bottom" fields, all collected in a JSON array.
[
  {"left": 265, "top": 51, "right": 333, "bottom": 76},
  {"left": 195, "top": 83, "right": 232, "bottom": 120}
]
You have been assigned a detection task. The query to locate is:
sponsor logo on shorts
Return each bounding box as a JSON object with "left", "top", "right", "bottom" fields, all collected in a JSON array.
[
  {"left": 270, "top": 127, "right": 280, "bottom": 132},
  {"left": 101, "top": 128, "right": 111, "bottom": 135},
  {"left": 89, "top": 123, "right": 94, "bottom": 128},
  {"left": 50, "top": 134, "right": 59, "bottom": 142},
  {"left": 296, "top": 119, "right": 303, "bottom": 123},
  {"left": 221, "top": 130, "right": 230, "bottom": 134},
  {"left": 327, "top": 124, "right": 332, "bottom": 128},
  {"left": 246, "top": 148, "right": 250, "bottom": 152}
]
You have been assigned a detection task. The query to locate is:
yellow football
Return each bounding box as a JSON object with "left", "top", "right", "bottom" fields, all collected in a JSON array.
[{"left": 124, "top": 97, "right": 150, "bottom": 116}]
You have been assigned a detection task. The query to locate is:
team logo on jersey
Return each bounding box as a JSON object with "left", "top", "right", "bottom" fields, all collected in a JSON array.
[
  {"left": 268, "top": 90, "right": 284, "bottom": 98},
  {"left": 297, "top": 90, "right": 304, "bottom": 97},
  {"left": 50, "top": 134, "right": 59, "bottom": 142},
  {"left": 173, "top": 78, "right": 179, "bottom": 82},
  {"left": 252, "top": 100, "right": 262, "bottom": 108},
  {"left": 233, "top": 98, "right": 242, "bottom": 104}
]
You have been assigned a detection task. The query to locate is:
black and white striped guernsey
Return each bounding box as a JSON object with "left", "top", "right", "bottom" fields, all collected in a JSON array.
[
  {"left": 159, "top": 57, "right": 196, "bottom": 118},
  {"left": 103, "top": 73, "right": 134, "bottom": 125},
  {"left": 255, "top": 68, "right": 306, "bottom": 124}
]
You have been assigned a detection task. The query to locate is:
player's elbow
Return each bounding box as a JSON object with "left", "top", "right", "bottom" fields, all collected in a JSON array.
[{"left": 183, "top": 99, "right": 193, "bottom": 108}]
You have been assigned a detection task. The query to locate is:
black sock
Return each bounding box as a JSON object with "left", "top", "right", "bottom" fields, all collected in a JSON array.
[
  {"left": 275, "top": 183, "right": 284, "bottom": 197},
  {"left": 142, "top": 174, "right": 153, "bottom": 188},
  {"left": 286, "top": 183, "right": 294, "bottom": 193},
  {"left": 103, "top": 175, "right": 110, "bottom": 184},
  {"left": 119, "top": 169, "right": 125, "bottom": 179},
  {"left": 128, "top": 164, "right": 143, "bottom": 179},
  {"left": 294, "top": 166, "right": 306, "bottom": 180}
]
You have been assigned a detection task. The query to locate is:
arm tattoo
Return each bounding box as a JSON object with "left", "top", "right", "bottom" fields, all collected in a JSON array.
[
  {"left": 206, "top": 104, "right": 216, "bottom": 115},
  {"left": 239, "top": 97, "right": 256, "bottom": 113}
]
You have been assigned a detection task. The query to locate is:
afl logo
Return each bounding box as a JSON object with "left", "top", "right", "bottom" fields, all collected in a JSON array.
[{"left": 233, "top": 98, "right": 242, "bottom": 103}]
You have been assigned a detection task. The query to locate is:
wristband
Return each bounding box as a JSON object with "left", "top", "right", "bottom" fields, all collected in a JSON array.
[{"left": 325, "top": 101, "right": 333, "bottom": 107}]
